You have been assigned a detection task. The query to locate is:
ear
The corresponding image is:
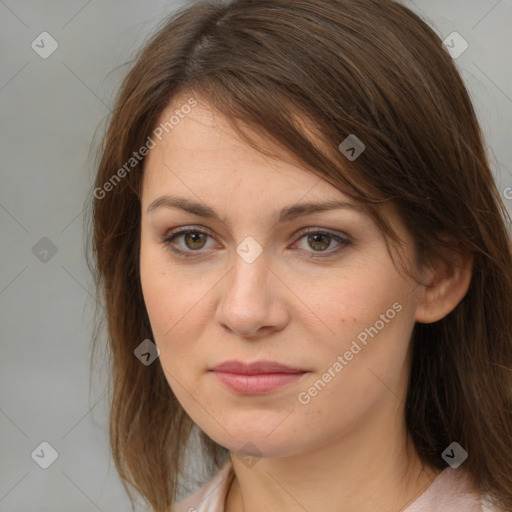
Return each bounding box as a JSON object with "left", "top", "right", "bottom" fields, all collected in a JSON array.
[{"left": 414, "top": 241, "right": 474, "bottom": 324}]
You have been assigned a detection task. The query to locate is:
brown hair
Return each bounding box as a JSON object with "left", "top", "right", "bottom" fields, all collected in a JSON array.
[{"left": 85, "top": 0, "right": 512, "bottom": 510}]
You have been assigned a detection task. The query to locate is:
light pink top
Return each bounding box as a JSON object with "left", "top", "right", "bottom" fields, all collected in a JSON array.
[{"left": 173, "top": 459, "right": 499, "bottom": 512}]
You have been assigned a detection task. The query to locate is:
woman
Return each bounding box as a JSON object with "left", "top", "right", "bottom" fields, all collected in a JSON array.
[{"left": 86, "top": 0, "right": 512, "bottom": 511}]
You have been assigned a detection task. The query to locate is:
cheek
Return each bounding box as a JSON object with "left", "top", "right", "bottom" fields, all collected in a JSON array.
[
  {"left": 140, "top": 245, "right": 198, "bottom": 332},
  {"left": 296, "top": 263, "right": 408, "bottom": 348},
  {"left": 293, "top": 267, "right": 414, "bottom": 407},
  {"left": 293, "top": 311, "right": 413, "bottom": 443},
  {"left": 139, "top": 259, "right": 205, "bottom": 401},
  {"left": 139, "top": 247, "right": 219, "bottom": 378},
  {"left": 140, "top": 250, "right": 170, "bottom": 334}
]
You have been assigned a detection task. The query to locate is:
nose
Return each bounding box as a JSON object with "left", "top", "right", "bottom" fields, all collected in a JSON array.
[{"left": 215, "top": 251, "right": 289, "bottom": 339}]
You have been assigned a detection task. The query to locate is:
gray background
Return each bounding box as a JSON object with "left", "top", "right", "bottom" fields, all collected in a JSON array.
[{"left": 1, "top": 1, "right": 511, "bottom": 511}]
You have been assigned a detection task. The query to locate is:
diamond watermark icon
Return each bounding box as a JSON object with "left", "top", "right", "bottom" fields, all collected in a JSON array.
[
  {"left": 236, "top": 236, "right": 263, "bottom": 264},
  {"left": 31, "top": 32, "right": 59, "bottom": 59},
  {"left": 339, "top": 134, "right": 365, "bottom": 161},
  {"left": 31, "top": 441, "right": 59, "bottom": 469},
  {"left": 441, "top": 441, "right": 468, "bottom": 468},
  {"left": 134, "top": 339, "right": 160, "bottom": 365},
  {"left": 442, "top": 32, "right": 468, "bottom": 59},
  {"left": 32, "top": 237, "right": 58, "bottom": 263},
  {"left": 233, "top": 442, "right": 263, "bottom": 468}
]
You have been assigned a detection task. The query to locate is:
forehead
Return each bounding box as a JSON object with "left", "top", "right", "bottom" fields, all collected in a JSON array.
[{"left": 141, "top": 96, "right": 347, "bottom": 205}]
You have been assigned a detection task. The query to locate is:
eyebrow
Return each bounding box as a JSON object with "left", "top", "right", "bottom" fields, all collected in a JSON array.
[{"left": 146, "top": 194, "right": 366, "bottom": 223}]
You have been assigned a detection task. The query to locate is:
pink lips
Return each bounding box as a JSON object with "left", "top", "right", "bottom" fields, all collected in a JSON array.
[{"left": 209, "top": 360, "right": 308, "bottom": 395}]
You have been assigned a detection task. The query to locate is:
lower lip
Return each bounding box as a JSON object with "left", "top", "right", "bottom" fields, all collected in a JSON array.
[{"left": 211, "top": 371, "right": 307, "bottom": 395}]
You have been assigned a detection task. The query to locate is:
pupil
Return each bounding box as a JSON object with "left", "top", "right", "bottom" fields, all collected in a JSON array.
[
  {"left": 309, "top": 233, "right": 330, "bottom": 251},
  {"left": 186, "top": 233, "right": 205, "bottom": 249}
]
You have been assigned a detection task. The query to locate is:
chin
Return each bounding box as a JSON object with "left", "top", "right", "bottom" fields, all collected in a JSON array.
[{"left": 207, "top": 423, "right": 308, "bottom": 460}]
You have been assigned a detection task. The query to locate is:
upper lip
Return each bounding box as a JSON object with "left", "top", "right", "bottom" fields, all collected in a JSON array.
[{"left": 210, "top": 360, "right": 307, "bottom": 374}]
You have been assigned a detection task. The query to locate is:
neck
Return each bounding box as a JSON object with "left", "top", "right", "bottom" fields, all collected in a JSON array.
[{"left": 225, "top": 401, "right": 440, "bottom": 512}]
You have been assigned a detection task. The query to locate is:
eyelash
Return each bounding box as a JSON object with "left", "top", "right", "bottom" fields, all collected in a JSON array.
[{"left": 161, "top": 226, "right": 352, "bottom": 260}]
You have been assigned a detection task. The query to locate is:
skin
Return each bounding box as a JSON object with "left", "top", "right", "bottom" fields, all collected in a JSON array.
[{"left": 139, "top": 93, "right": 474, "bottom": 512}]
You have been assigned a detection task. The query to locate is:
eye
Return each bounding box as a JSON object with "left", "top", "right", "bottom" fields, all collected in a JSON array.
[
  {"left": 162, "top": 227, "right": 215, "bottom": 259},
  {"left": 290, "top": 228, "right": 352, "bottom": 258},
  {"left": 161, "top": 226, "right": 352, "bottom": 259}
]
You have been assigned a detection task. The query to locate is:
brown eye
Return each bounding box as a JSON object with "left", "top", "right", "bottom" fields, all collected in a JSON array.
[
  {"left": 291, "top": 229, "right": 352, "bottom": 258},
  {"left": 307, "top": 233, "right": 332, "bottom": 251},
  {"left": 182, "top": 232, "right": 208, "bottom": 250},
  {"left": 162, "top": 227, "right": 215, "bottom": 259}
]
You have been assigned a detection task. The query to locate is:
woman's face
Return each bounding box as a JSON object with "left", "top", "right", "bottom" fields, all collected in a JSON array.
[{"left": 139, "top": 95, "right": 425, "bottom": 458}]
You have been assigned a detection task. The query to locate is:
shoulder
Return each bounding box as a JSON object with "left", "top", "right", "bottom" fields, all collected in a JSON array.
[
  {"left": 480, "top": 494, "right": 508, "bottom": 512},
  {"left": 404, "top": 467, "right": 502, "bottom": 512},
  {"left": 172, "top": 459, "right": 234, "bottom": 512}
]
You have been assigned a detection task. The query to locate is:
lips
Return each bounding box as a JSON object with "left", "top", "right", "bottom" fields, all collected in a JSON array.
[
  {"left": 209, "top": 360, "right": 309, "bottom": 394},
  {"left": 210, "top": 360, "right": 307, "bottom": 374}
]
